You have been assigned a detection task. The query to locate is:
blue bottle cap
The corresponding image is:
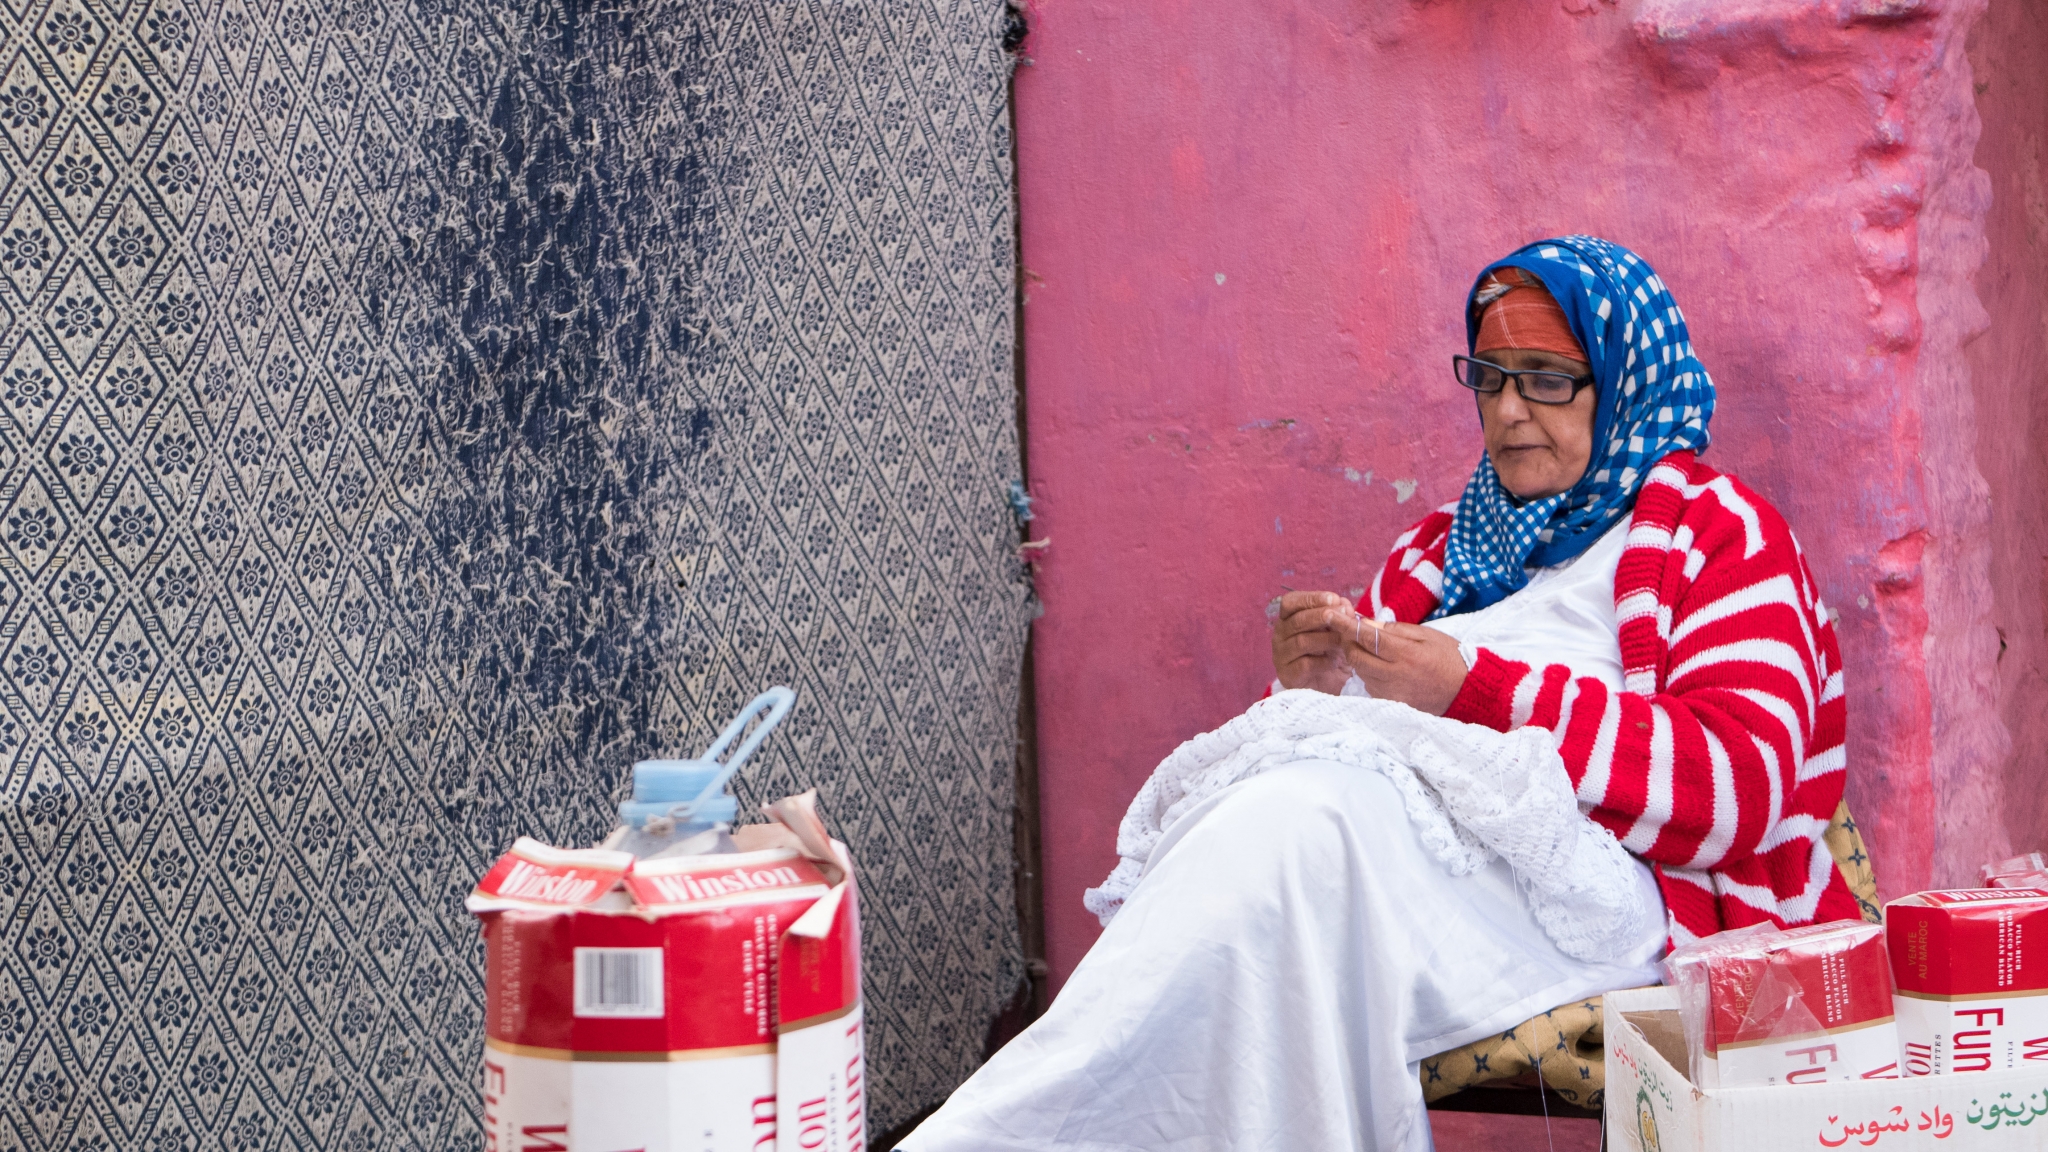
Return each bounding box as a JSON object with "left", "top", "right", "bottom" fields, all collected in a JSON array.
[
  {"left": 616, "top": 687, "right": 795, "bottom": 831},
  {"left": 621, "top": 759, "right": 739, "bottom": 827}
]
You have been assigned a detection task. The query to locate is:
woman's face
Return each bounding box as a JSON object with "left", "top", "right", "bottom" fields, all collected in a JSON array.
[{"left": 1474, "top": 347, "right": 1597, "bottom": 501}]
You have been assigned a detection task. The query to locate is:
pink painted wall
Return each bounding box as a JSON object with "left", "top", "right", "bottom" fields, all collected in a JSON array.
[
  {"left": 1964, "top": 3, "right": 2048, "bottom": 869},
  {"left": 1014, "top": 0, "right": 2034, "bottom": 988}
]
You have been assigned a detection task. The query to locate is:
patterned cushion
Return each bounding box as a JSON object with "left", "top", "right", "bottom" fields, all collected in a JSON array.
[
  {"left": 1823, "top": 799, "right": 1884, "bottom": 923},
  {"left": 1420, "top": 799, "right": 1880, "bottom": 1107},
  {"left": 1420, "top": 996, "right": 1606, "bottom": 1108}
]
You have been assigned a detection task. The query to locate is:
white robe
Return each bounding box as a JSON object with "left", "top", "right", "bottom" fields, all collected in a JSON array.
[{"left": 901, "top": 525, "right": 1664, "bottom": 1151}]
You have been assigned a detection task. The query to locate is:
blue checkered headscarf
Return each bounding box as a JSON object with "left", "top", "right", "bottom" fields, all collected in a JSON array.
[{"left": 1434, "top": 237, "right": 1715, "bottom": 618}]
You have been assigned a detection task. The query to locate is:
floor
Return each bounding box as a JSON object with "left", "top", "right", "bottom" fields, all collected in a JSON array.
[{"left": 1428, "top": 1110, "right": 1603, "bottom": 1151}]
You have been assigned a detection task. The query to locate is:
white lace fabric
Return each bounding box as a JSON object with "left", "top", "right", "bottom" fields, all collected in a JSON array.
[{"left": 1083, "top": 689, "right": 1650, "bottom": 963}]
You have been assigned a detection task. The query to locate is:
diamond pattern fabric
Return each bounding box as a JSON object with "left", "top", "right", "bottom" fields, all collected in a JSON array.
[{"left": 0, "top": 0, "right": 1026, "bottom": 1146}]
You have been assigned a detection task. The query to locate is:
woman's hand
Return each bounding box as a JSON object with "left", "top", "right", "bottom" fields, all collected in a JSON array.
[
  {"left": 1341, "top": 617, "right": 1469, "bottom": 716},
  {"left": 1271, "top": 595, "right": 1471, "bottom": 713},
  {"left": 1270, "top": 591, "right": 1357, "bottom": 695}
]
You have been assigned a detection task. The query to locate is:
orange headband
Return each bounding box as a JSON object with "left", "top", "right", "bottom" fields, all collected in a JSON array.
[{"left": 1473, "top": 267, "right": 1586, "bottom": 362}]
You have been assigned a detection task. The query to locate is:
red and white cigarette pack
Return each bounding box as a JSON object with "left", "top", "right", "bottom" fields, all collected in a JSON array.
[
  {"left": 1664, "top": 920, "right": 1900, "bottom": 1088},
  {"left": 1888, "top": 888, "right": 2048, "bottom": 1076},
  {"left": 469, "top": 835, "right": 864, "bottom": 1152},
  {"left": 1979, "top": 852, "right": 2046, "bottom": 890},
  {"left": 1977, "top": 852, "right": 2048, "bottom": 892}
]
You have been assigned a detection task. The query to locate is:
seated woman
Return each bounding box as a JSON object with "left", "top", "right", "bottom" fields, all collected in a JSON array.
[{"left": 901, "top": 236, "right": 1863, "bottom": 1151}]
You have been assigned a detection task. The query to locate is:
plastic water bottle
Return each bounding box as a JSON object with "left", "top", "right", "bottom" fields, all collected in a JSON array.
[{"left": 605, "top": 687, "right": 796, "bottom": 860}]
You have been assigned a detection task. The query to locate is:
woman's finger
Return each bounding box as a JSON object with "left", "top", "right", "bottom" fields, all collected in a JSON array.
[
  {"left": 1339, "top": 616, "right": 1391, "bottom": 663},
  {"left": 1276, "top": 629, "right": 1344, "bottom": 663},
  {"left": 1277, "top": 591, "right": 1352, "bottom": 620},
  {"left": 1368, "top": 619, "right": 1449, "bottom": 655},
  {"left": 1274, "top": 604, "right": 1352, "bottom": 640}
]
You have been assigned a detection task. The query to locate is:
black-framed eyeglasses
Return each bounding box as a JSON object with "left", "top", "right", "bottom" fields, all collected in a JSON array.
[{"left": 1452, "top": 355, "right": 1594, "bottom": 406}]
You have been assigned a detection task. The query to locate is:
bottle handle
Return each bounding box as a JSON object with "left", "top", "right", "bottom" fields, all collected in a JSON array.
[{"left": 690, "top": 686, "right": 797, "bottom": 810}]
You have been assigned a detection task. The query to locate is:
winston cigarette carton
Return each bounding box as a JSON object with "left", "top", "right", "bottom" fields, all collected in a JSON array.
[
  {"left": 469, "top": 835, "right": 863, "bottom": 1152},
  {"left": 1888, "top": 888, "right": 2048, "bottom": 1077}
]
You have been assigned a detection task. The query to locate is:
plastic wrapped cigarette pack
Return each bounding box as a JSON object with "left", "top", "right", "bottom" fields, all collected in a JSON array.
[
  {"left": 1980, "top": 851, "right": 2048, "bottom": 891},
  {"left": 1662, "top": 919, "right": 1899, "bottom": 1089}
]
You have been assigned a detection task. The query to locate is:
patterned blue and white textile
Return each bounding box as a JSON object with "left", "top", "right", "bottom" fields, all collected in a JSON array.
[
  {"left": 0, "top": 1, "right": 1029, "bottom": 1147},
  {"left": 1436, "top": 236, "right": 1717, "bottom": 617}
]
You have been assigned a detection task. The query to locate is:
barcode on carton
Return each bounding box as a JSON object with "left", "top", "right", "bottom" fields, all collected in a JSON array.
[{"left": 572, "top": 948, "right": 664, "bottom": 1018}]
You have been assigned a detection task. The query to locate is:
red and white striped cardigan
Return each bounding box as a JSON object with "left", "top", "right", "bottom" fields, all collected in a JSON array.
[{"left": 1366, "top": 451, "right": 1863, "bottom": 943}]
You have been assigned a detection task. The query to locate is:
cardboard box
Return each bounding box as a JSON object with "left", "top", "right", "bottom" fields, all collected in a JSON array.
[
  {"left": 1888, "top": 889, "right": 2048, "bottom": 1077},
  {"left": 470, "top": 837, "right": 864, "bottom": 1152},
  {"left": 1604, "top": 987, "right": 2048, "bottom": 1150}
]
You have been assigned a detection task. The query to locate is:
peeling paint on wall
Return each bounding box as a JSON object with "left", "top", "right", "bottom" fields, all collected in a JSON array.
[{"left": 1962, "top": 0, "right": 2048, "bottom": 876}]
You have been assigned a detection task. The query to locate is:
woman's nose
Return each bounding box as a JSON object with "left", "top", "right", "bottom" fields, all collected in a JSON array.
[{"left": 1490, "top": 381, "right": 1531, "bottom": 422}]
